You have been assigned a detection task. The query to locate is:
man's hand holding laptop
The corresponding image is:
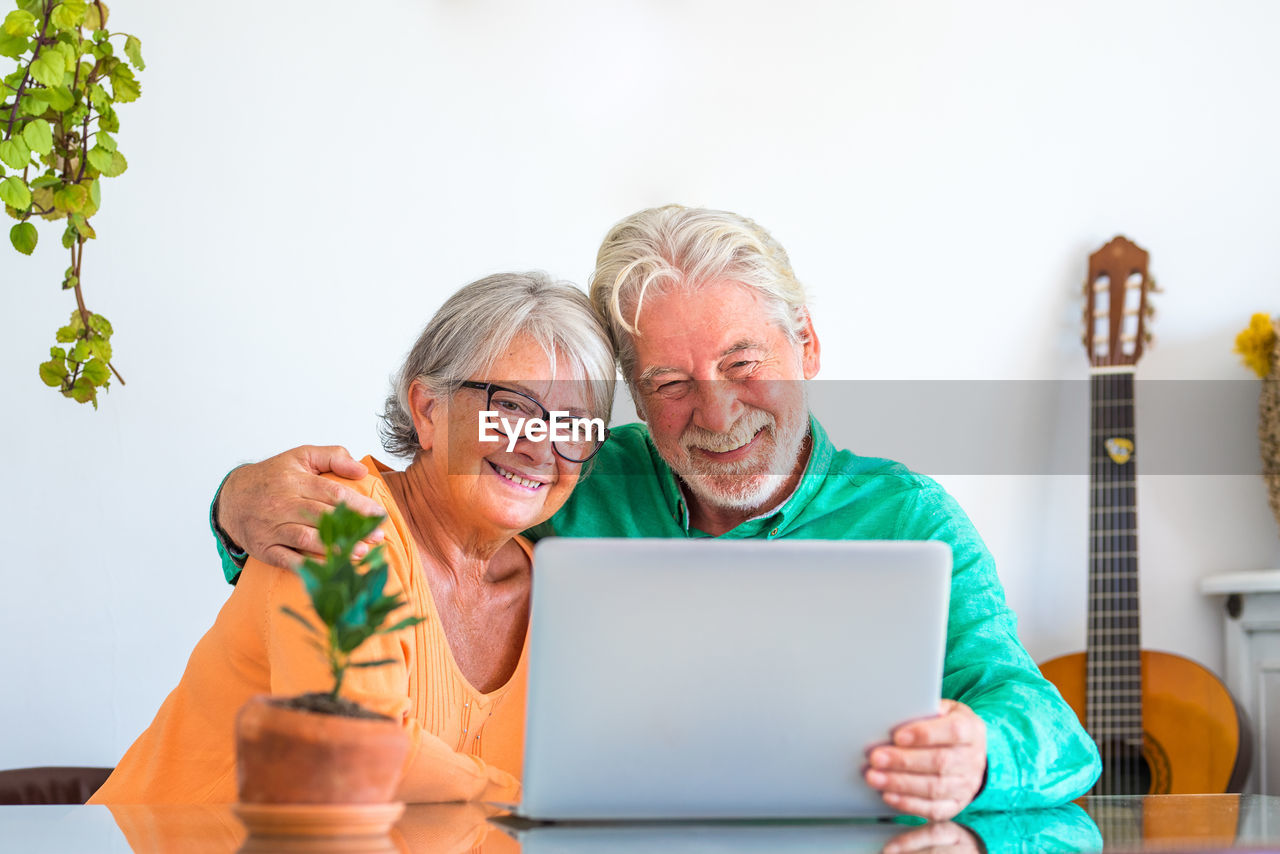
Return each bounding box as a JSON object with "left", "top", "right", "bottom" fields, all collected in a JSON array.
[{"left": 866, "top": 700, "right": 987, "bottom": 821}]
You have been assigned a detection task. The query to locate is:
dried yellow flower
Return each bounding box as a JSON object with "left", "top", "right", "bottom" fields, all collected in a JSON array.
[{"left": 1236, "top": 313, "right": 1278, "bottom": 378}]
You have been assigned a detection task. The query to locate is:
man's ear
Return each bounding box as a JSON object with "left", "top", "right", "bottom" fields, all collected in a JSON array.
[
  {"left": 407, "top": 381, "right": 440, "bottom": 452},
  {"left": 799, "top": 309, "right": 821, "bottom": 380}
]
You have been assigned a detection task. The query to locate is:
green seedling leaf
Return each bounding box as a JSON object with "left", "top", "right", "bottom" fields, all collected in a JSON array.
[
  {"left": 0, "top": 176, "right": 31, "bottom": 210},
  {"left": 9, "top": 221, "right": 36, "bottom": 254},
  {"left": 123, "top": 35, "right": 143, "bottom": 70},
  {"left": 94, "top": 131, "right": 116, "bottom": 153},
  {"left": 0, "top": 137, "right": 30, "bottom": 170},
  {"left": 22, "top": 119, "right": 53, "bottom": 156},
  {"left": 377, "top": 615, "right": 427, "bottom": 635},
  {"left": 351, "top": 659, "right": 398, "bottom": 669},
  {"left": 279, "top": 605, "right": 321, "bottom": 636}
]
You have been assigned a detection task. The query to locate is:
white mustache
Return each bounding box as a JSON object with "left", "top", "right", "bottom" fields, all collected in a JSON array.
[{"left": 681, "top": 410, "right": 774, "bottom": 454}]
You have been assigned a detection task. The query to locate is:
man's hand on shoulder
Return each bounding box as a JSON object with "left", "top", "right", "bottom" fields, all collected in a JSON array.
[
  {"left": 216, "top": 445, "right": 386, "bottom": 570},
  {"left": 864, "top": 700, "right": 987, "bottom": 821}
]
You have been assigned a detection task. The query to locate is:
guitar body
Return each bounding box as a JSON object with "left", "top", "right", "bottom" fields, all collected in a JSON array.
[{"left": 1040, "top": 649, "right": 1249, "bottom": 794}]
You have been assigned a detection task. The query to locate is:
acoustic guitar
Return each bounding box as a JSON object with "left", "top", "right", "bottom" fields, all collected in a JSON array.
[{"left": 1038, "top": 236, "right": 1250, "bottom": 796}]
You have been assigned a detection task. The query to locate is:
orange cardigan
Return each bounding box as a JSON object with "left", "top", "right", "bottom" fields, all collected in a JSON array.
[{"left": 91, "top": 457, "right": 526, "bottom": 805}]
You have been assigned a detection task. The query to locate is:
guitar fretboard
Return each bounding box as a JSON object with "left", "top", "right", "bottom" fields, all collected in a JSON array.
[{"left": 1087, "top": 369, "right": 1143, "bottom": 785}]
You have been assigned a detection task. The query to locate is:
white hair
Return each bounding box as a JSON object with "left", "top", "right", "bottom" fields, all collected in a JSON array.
[
  {"left": 380, "top": 272, "right": 616, "bottom": 458},
  {"left": 589, "top": 205, "right": 810, "bottom": 385}
]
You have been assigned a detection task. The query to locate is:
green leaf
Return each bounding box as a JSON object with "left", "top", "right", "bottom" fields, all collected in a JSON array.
[
  {"left": 20, "top": 93, "right": 50, "bottom": 116},
  {"left": 53, "top": 182, "right": 89, "bottom": 213},
  {"left": 123, "top": 34, "right": 143, "bottom": 70},
  {"left": 86, "top": 145, "right": 113, "bottom": 173},
  {"left": 9, "top": 221, "right": 36, "bottom": 254},
  {"left": 0, "top": 31, "right": 27, "bottom": 60},
  {"left": 88, "top": 313, "right": 111, "bottom": 336},
  {"left": 84, "top": 1, "right": 109, "bottom": 30},
  {"left": 109, "top": 65, "right": 139, "bottom": 102},
  {"left": 82, "top": 358, "right": 109, "bottom": 385},
  {"left": 0, "top": 137, "right": 30, "bottom": 170},
  {"left": 350, "top": 658, "right": 398, "bottom": 669},
  {"left": 88, "top": 335, "right": 110, "bottom": 361},
  {"left": 280, "top": 605, "right": 321, "bottom": 636},
  {"left": 71, "top": 339, "right": 91, "bottom": 362},
  {"left": 68, "top": 376, "right": 97, "bottom": 407},
  {"left": 50, "top": 0, "right": 87, "bottom": 31},
  {"left": 376, "top": 615, "right": 426, "bottom": 635},
  {"left": 0, "top": 176, "right": 30, "bottom": 210},
  {"left": 88, "top": 177, "right": 100, "bottom": 209},
  {"left": 28, "top": 53, "right": 65, "bottom": 88},
  {"left": 94, "top": 131, "right": 116, "bottom": 153},
  {"left": 69, "top": 212, "right": 94, "bottom": 239},
  {"left": 39, "top": 358, "right": 68, "bottom": 387},
  {"left": 96, "top": 149, "right": 126, "bottom": 177},
  {"left": 45, "top": 86, "right": 74, "bottom": 111},
  {"left": 55, "top": 325, "right": 77, "bottom": 344},
  {"left": 97, "top": 104, "right": 119, "bottom": 133},
  {"left": 61, "top": 273, "right": 78, "bottom": 289},
  {"left": 22, "top": 119, "right": 53, "bottom": 156},
  {"left": 1, "top": 10, "right": 36, "bottom": 37},
  {"left": 88, "top": 82, "right": 109, "bottom": 111},
  {"left": 61, "top": 223, "right": 76, "bottom": 248}
]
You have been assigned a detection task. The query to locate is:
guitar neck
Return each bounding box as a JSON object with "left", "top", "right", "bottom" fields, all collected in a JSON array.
[{"left": 1087, "top": 368, "right": 1142, "bottom": 745}]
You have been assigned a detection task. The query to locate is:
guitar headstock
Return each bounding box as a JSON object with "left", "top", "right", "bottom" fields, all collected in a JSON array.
[{"left": 1083, "top": 236, "right": 1158, "bottom": 367}]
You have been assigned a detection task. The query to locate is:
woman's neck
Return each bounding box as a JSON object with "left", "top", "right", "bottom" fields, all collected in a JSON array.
[{"left": 380, "top": 460, "right": 524, "bottom": 586}]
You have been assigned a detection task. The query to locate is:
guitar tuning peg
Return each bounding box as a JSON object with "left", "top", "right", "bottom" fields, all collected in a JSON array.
[
  {"left": 1148, "top": 277, "right": 1164, "bottom": 294},
  {"left": 1145, "top": 303, "right": 1157, "bottom": 319},
  {"left": 1144, "top": 331, "right": 1155, "bottom": 345}
]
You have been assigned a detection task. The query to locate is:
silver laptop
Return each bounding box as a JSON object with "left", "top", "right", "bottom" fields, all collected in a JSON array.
[{"left": 514, "top": 538, "right": 951, "bottom": 821}]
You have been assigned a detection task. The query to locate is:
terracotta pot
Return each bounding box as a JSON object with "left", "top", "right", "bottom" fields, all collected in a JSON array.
[{"left": 235, "top": 695, "right": 409, "bottom": 804}]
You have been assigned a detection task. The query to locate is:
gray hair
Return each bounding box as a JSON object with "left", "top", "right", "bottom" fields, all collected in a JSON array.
[
  {"left": 380, "top": 272, "right": 617, "bottom": 459},
  {"left": 589, "top": 205, "right": 810, "bottom": 384}
]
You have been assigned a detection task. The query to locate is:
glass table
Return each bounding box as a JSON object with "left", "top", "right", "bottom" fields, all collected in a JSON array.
[{"left": 2, "top": 795, "right": 1278, "bottom": 853}]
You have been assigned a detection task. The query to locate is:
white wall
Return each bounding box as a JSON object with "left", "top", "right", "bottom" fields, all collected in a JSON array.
[{"left": 2, "top": 0, "right": 1279, "bottom": 768}]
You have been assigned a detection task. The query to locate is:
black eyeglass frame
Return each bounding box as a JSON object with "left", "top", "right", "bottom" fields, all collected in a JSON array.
[{"left": 458, "top": 380, "right": 610, "bottom": 463}]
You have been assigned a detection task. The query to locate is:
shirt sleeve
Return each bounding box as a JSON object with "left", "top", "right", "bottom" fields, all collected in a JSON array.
[
  {"left": 211, "top": 467, "right": 247, "bottom": 585},
  {"left": 894, "top": 484, "right": 1102, "bottom": 811},
  {"left": 254, "top": 558, "right": 521, "bottom": 804}
]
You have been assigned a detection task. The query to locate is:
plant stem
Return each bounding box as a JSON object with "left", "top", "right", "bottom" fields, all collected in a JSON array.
[
  {"left": 68, "top": 239, "right": 125, "bottom": 385},
  {"left": 3, "top": 4, "right": 52, "bottom": 140}
]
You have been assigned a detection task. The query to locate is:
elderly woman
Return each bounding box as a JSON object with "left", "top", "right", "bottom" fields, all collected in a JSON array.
[{"left": 90, "top": 272, "right": 615, "bottom": 804}]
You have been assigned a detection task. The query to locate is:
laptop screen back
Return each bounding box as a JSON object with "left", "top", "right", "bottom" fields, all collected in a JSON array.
[{"left": 519, "top": 538, "right": 951, "bottom": 820}]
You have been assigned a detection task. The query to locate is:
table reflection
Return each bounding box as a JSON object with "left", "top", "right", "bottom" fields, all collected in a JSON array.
[{"left": 4, "top": 795, "right": 1278, "bottom": 853}]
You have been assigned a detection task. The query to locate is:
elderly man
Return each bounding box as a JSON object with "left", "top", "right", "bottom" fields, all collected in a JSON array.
[{"left": 212, "top": 205, "right": 1101, "bottom": 819}]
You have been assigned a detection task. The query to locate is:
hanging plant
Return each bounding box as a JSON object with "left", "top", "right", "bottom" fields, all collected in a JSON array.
[{"left": 1, "top": 0, "right": 142, "bottom": 408}]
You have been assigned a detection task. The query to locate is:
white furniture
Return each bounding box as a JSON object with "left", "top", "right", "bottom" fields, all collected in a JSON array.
[{"left": 1202, "top": 570, "right": 1280, "bottom": 794}]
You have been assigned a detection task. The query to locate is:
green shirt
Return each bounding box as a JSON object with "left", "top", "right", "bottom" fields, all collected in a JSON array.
[
  {"left": 529, "top": 417, "right": 1101, "bottom": 811},
  {"left": 214, "top": 416, "right": 1100, "bottom": 810}
]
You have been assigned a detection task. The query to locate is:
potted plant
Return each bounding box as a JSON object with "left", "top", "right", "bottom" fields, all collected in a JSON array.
[{"left": 234, "top": 503, "right": 424, "bottom": 830}]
